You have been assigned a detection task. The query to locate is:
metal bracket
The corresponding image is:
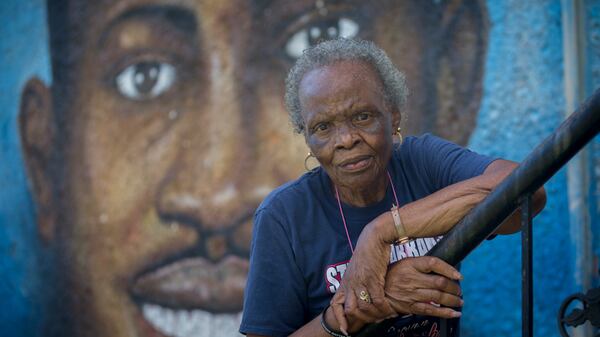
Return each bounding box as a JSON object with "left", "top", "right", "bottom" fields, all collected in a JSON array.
[{"left": 558, "top": 287, "right": 600, "bottom": 337}]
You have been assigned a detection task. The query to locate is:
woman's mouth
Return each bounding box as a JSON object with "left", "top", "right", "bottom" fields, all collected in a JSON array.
[
  {"left": 131, "top": 255, "right": 248, "bottom": 336},
  {"left": 339, "top": 156, "right": 373, "bottom": 172}
]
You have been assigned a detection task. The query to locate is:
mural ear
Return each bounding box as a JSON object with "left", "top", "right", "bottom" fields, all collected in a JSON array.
[
  {"left": 19, "top": 77, "right": 57, "bottom": 243},
  {"left": 435, "top": 0, "right": 489, "bottom": 145}
]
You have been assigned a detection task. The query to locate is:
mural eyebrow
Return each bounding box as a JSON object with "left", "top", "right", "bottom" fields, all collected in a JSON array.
[
  {"left": 250, "top": 0, "right": 274, "bottom": 16},
  {"left": 97, "top": 5, "right": 198, "bottom": 48}
]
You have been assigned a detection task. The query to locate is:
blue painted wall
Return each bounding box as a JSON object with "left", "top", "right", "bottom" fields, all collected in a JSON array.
[
  {"left": 0, "top": 0, "right": 597, "bottom": 336},
  {"left": 463, "top": 0, "right": 598, "bottom": 336},
  {"left": 586, "top": 0, "right": 600, "bottom": 290},
  {"left": 0, "top": 1, "right": 49, "bottom": 336}
]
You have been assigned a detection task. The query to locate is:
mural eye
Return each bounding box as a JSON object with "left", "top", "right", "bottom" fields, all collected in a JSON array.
[
  {"left": 115, "top": 61, "right": 176, "bottom": 100},
  {"left": 284, "top": 17, "right": 360, "bottom": 59}
]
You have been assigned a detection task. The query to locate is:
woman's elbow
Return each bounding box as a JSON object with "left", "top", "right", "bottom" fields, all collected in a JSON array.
[
  {"left": 495, "top": 185, "right": 547, "bottom": 235},
  {"left": 533, "top": 185, "right": 547, "bottom": 216}
]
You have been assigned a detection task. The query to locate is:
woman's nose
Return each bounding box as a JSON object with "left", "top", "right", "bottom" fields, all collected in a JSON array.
[{"left": 334, "top": 123, "right": 361, "bottom": 149}]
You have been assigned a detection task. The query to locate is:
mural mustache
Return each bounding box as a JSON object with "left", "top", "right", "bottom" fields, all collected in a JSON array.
[{"left": 18, "top": 0, "right": 487, "bottom": 336}]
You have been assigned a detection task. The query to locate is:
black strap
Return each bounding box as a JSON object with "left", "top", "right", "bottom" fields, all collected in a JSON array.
[{"left": 321, "top": 305, "right": 352, "bottom": 337}]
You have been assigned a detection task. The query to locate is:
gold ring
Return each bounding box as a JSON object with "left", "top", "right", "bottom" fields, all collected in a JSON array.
[{"left": 359, "top": 290, "right": 371, "bottom": 303}]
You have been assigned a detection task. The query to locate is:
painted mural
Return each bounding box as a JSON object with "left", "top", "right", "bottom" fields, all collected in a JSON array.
[
  {"left": 3, "top": 0, "right": 599, "bottom": 336},
  {"left": 2, "top": 1, "right": 489, "bottom": 336}
]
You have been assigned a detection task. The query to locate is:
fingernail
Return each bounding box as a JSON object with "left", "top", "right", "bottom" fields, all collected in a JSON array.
[
  {"left": 452, "top": 311, "right": 462, "bottom": 318},
  {"left": 459, "top": 299, "right": 464, "bottom": 306},
  {"left": 454, "top": 272, "right": 463, "bottom": 280},
  {"left": 341, "top": 328, "right": 349, "bottom": 336}
]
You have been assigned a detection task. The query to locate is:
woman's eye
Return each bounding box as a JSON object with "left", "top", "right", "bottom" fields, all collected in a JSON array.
[
  {"left": 115, "top": 61, "right": 176, "bottom": 100},
  {"left": 285, "top": 17, "right": 360, "bottom": 59},
  {"left": 314, "top": 123, "right": 329, "bottom": 132},
  {"left": 355, "top": 112, "right": 370, "bottom": 121}
]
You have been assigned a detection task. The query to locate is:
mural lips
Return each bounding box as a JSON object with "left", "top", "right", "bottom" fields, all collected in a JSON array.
[
  {"left": 129, "top": 211, "right": 253, "bottom": 336},
  {"left": 132, "top": 255, "right": 249, "bottom": 313}
]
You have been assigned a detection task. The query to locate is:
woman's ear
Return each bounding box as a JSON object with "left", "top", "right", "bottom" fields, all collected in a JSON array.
[
  {"left": 391, "top": 110, "right": 402, "bottom": 132},
  {"left": 19, "top": 77, "right": 58, "bottom": 243}
]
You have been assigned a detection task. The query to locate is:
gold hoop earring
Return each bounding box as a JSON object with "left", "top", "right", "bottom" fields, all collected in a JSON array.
[
  {"left": 304, "top": 152, "right": 319, "bottom": 171},
  {"left": 396, "top": 127, "right": 403, "bottom": 144}
]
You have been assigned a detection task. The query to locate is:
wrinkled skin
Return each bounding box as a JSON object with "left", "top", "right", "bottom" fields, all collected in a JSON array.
[
  {"left": 328, "top": 256, "right": 463, "bottom": 334},
  {"left": 299, "top": 60, "right": 399, "bottom": 206}
]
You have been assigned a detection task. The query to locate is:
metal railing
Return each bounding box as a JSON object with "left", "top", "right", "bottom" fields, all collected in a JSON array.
[{"left": 358, "top": 88, "right": 600, "bottom": 337}]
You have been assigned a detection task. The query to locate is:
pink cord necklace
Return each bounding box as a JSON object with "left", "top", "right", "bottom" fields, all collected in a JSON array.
[{"left": 334, "top": 170, "right": 400, "bottom": 254}]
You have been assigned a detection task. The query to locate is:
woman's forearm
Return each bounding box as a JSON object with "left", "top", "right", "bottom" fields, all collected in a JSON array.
[
  {"left": 372, "top": 177, "right": 495, "bottom": 243},
  {"left": 286, "top": 306, "right": 364, "bottom": 337},
  {"left": 286, "top": 312, "right": 331, "bottom": 337},
  {"left": 399, "top": 173, "right": 501, "bottom": 238},
  {"left": 246, "top": 313, "right": 332, "bottom": 337},
  {"left": 373, "top": 160, "right": 546, "bottom": 243}
]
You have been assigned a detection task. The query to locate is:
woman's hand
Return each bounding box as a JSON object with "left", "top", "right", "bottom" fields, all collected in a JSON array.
[
  {"left": 384, "top": 256, "right": 463, "bottom": 319},
  {"left": 328, "top": 287, "right": 368, "bottom": 335},
  {"left": 330, "top": 215, "right": 397, "bottom": 335}
]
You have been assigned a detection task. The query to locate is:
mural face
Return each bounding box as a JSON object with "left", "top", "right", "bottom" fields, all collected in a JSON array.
[{"left": 18, "top": 0, "right": 487, "bottom": 336}]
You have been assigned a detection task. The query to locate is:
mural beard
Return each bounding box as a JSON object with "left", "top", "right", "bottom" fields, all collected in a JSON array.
[{"left": 19, "top": 0, "right": 488, "bottom": 336}]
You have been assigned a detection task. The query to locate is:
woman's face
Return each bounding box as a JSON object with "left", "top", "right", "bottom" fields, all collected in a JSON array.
[{"left": 299, "top": 60, "right": 400, "bottom": 193}]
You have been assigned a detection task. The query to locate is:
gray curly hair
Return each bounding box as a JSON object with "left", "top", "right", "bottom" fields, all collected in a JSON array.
[{"left": 284, "top": 38, "right": 408, "bottom": 134}]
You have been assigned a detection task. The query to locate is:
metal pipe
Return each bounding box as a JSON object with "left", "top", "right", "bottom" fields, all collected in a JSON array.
[
  {"left": 426, "top": 87, "right": 600, "bottom": 265},
  {"left": 521, "top": 195, "right": 533, "bottom": 337},
  {"left": 356, "top": 88, "right": 600, "bottom": 337}
]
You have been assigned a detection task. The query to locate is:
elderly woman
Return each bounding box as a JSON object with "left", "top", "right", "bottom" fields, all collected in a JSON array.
[{"left": 239, "top": 39, "right": 545, "bottom": 337}]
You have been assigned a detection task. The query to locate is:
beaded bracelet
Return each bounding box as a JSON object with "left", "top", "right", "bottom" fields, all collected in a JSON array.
[{"left": 320, "top": 305, "right": 350, "bottom": 337}]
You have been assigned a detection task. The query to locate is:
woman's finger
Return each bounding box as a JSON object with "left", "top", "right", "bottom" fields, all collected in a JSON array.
[
  {"left": 369, "top": 287, "right": 397, "bottom": 318},
  {"left": 388, "top": 261, "right": 462, "bottom": 297},
  {"left": 428, "top": 274, "right": 462, "bottom": 296},
  {"left": 409, "top": 302, "right": 462, "bottom": 319},
  {"left": 413, "top": 288, "right": 463, "bottom": 308},
  {"left": 412, "top": 257, "right": 462, "bottom": 281},
  {"left": 354, "top": 289, "right": 392, "bottom": 321},
  {"left": 330, "top": 301, "right": 349, "bottom": 336},
  {"left": 386, "top": 263, "right": 460, "bottom": 296},
  {"left": 344, "top": 291, "right": 375, "bottom": 323}
]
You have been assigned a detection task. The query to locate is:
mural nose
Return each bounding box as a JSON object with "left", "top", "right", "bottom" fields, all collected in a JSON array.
[
  {"left": 156, "top": 154, "right": 258, "bottom": 260},
  {"left": 155, "top": 26, "right": 260, "bottom": 229},
  {"left": 156, "top": 71, "right": 260, "bottom": 261}
]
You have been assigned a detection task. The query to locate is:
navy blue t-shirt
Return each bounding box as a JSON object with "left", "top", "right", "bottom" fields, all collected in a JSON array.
[{"left": 240, "top": 134, "right": 495, "bottom": 337}]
